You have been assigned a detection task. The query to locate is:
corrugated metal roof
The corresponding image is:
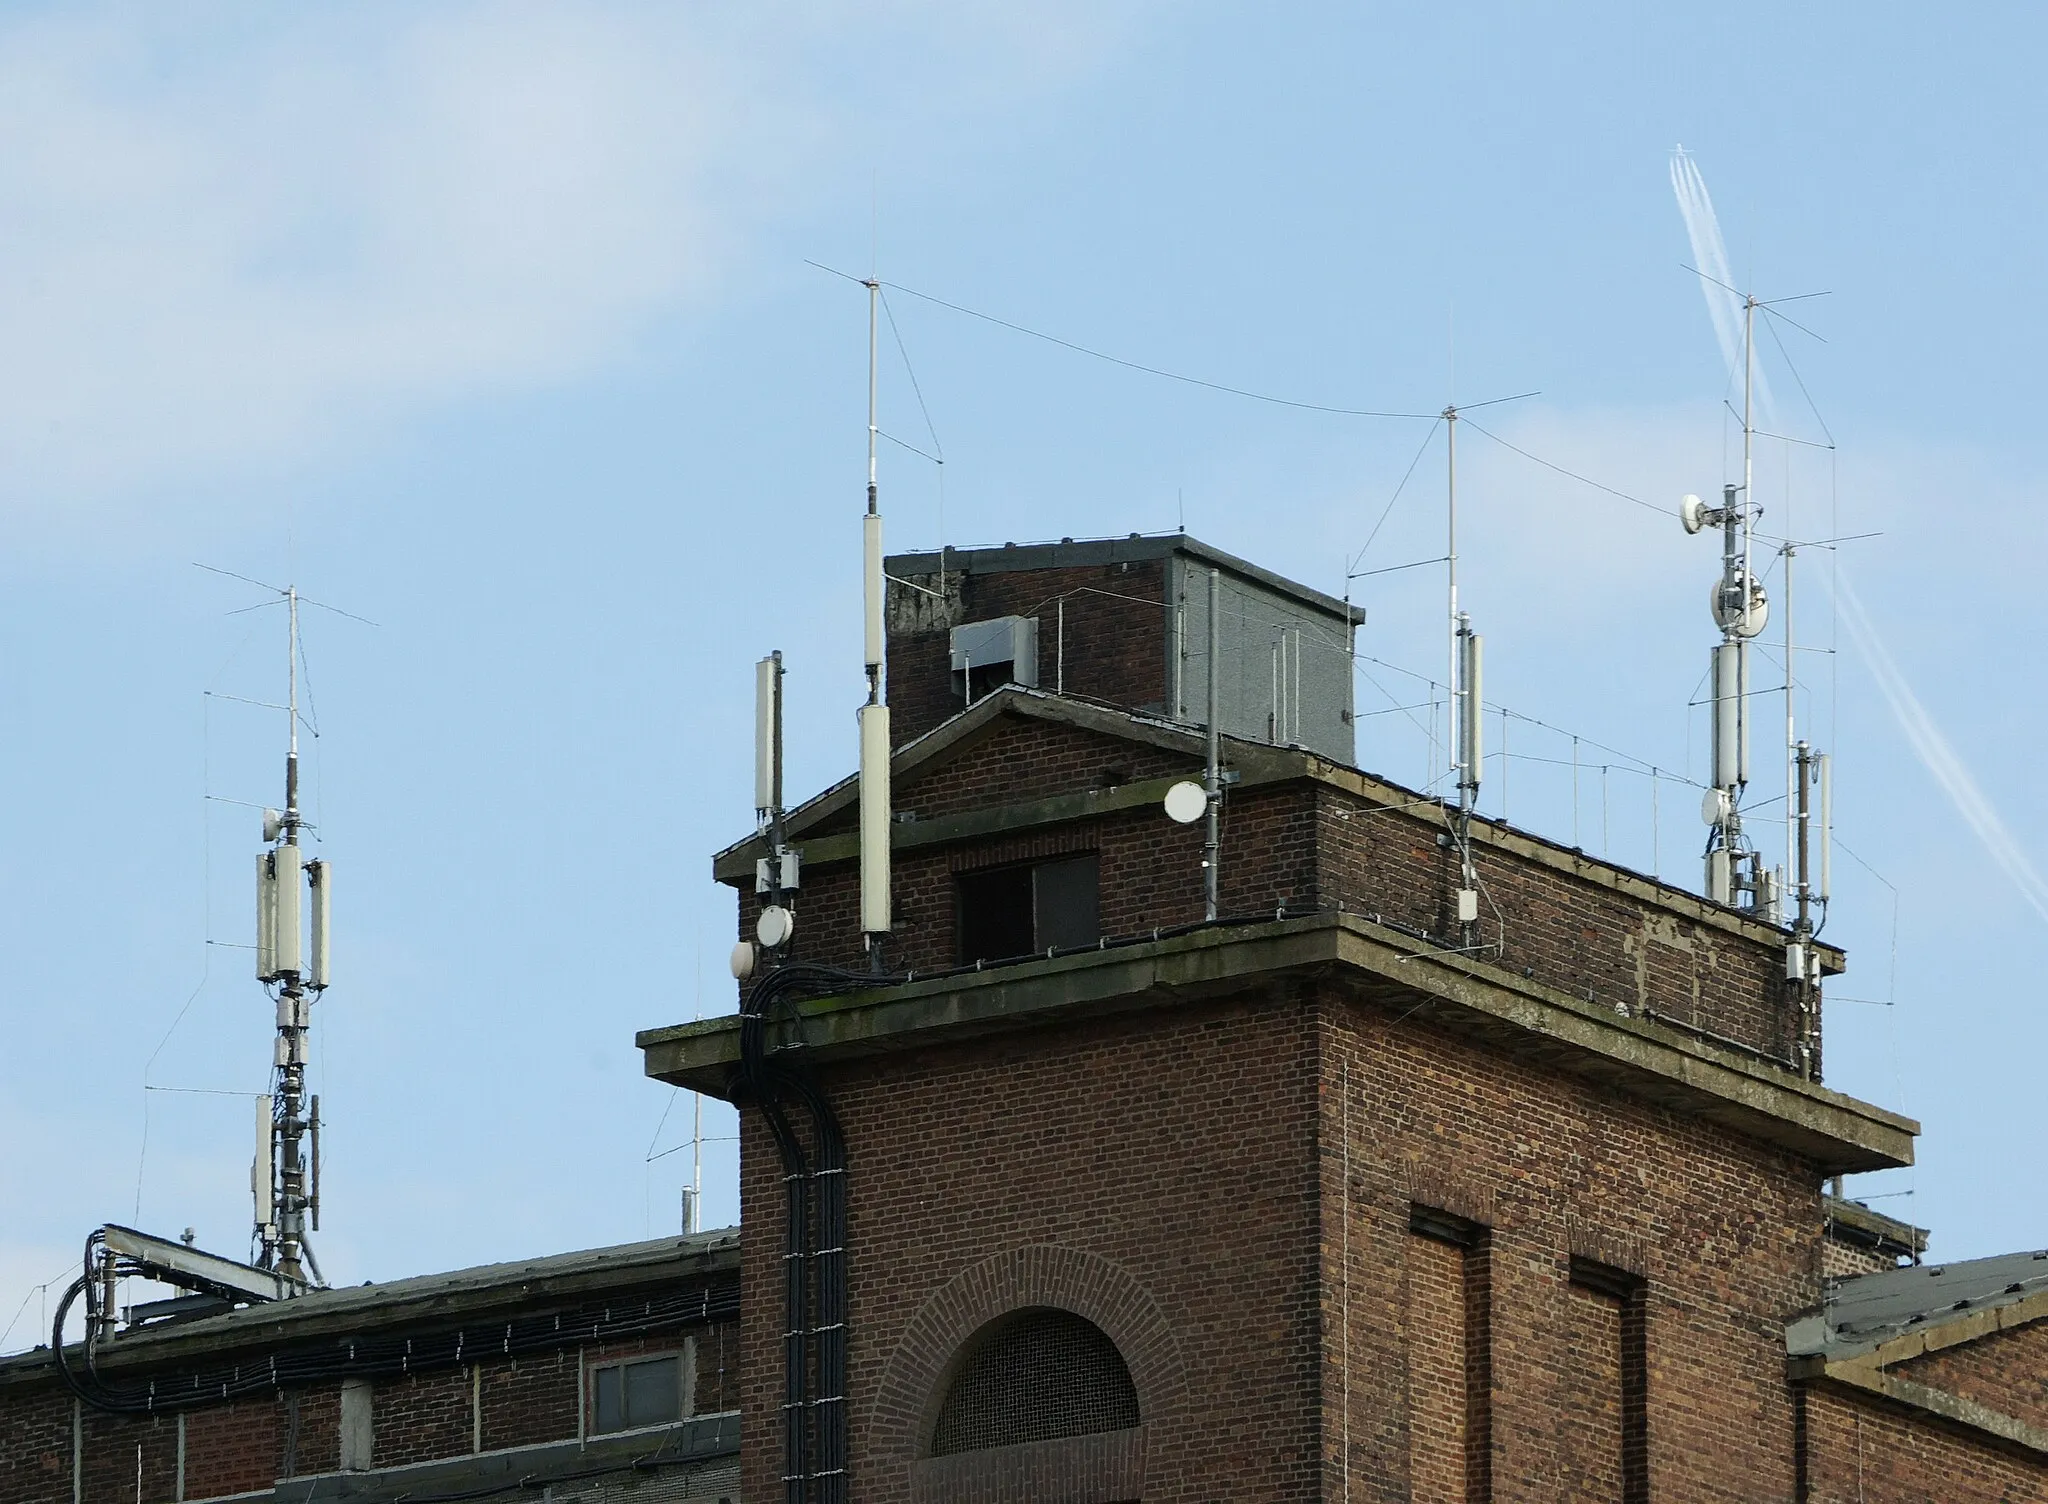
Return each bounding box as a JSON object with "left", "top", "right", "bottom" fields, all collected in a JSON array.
[{"left": 1789, "top": 1246, "right": 2048, "bottom": 1357}]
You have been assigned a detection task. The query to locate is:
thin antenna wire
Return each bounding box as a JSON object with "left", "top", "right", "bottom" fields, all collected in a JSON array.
[
  {"left": 1348, "top": 419, "right": 1443, "bottom": 572},
  {"left": 1761, "top": 311, "right": 1838, "bottom": 449},
  {"left": 1461, "top": 421, "right": 1662, "bottom": 515},
  {"left": 808, "top": 261, "right": 1437, "bottom": 420},
  {"left": 878, "top": 288, "right": 949, "bottom": 589}
]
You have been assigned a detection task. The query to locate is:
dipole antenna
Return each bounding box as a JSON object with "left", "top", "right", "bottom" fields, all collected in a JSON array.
[
  {"left": 1445, "top": 403, "right": 1459, "bottom": 794},
  {"left": 1443, "top": 405, "right": 1484, "bottom": 940}
]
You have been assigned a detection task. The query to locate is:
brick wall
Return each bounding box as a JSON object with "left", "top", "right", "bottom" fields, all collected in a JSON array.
[
  {"left": 886, "top": 560, "right": 1172, "bottom": 746},
  {"left": 476, "top": 1350, "right": 578, "bottom": 1452},
  {"left": 1893, "top": 1317, "right": 2048, "bottom": 1434},
  {"left": 748, "top": 709, "right": 1803, "bottom": 1065},
  {"left": 732, "top": 960, "right": 1838, "bottom": 1503},
  {"left": 1319, "top": 985, "right": 1816, "bottom": 1503},
  {"left": 183, "top": 1398, "right": 279, "bottom": 1498},
  {"left": 1799, "top": 1382, "right": 2045, "bottom": 1502},
  {"left": 1819, "top": 1241, "right": 1899, "bottom": 1279},
  {"left": 0, "top": 1304, "right": 739, "bottom": 1500},
  {"left": 1406, "top": 1233, "right": 1469, "bottom": 1501},
  {"left": 0, "top": 1387, "right": 69, "bottom": 1504},
  {"left": 1313, "top": 785, "right": 1800, "bottom": 1068},
  {"left": 371, "top": 1368, "right": 471, "bottom": 1468},
  {"left": 739, "top": 988, "right": 1325, "bottom": 1504},
  {"left": 78, "top": 1407, "right": 178, "bottom": 1502},
  {"left": 1560, "top": 1285, "right": 1625, "bottom": 1501}
]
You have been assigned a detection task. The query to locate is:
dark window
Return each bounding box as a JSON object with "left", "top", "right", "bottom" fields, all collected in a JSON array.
[
  {"left": 592, "top": 1354, "right": 684, "bottom": 1433},
  {"left": 930, "top": 1309, "right": 1139, "bottom": 1456},
  {"left": 956, "top": 854, "right": 1100, "bottom": 964},
  {"left": 964, "top": 660, "right": 1016, "bottom": 701}
]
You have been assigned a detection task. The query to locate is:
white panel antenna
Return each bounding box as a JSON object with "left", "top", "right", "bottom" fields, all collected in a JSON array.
[
  {"left": 755, "top": 653, "right": 781, "bottom": 826},
  {"left": 307, "top": 860, "right": 331, "bottom": 991},
  {"left": 252, "top": 1094, "right": 275, "bottom": 1239},
  {"left": 857, "top": 277, "right": 893, "bottom": 961}
]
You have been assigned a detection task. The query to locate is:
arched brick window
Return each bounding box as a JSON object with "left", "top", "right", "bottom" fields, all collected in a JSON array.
[
  {"left": 929, "top": 1308, "right": 1140, "bottom": 1456},
  {"left": 870, "top": 1245, "right": 1177, "bottom": 1504}
]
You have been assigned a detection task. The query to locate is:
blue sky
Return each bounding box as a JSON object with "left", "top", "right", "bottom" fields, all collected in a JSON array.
[{"left": 4, "top": 2, "right": 2044, "bottom": 1343}]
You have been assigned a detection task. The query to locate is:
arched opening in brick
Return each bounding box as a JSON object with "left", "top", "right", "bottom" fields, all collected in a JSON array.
[{"left": 927, "top": 1307, "right": 1140, "bottom": 1457}]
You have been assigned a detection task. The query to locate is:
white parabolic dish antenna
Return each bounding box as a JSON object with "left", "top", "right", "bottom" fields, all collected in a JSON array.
[
  {"left": 1163, "top": 780, "right": 1207, "bottom": 824},
  {"left": 756, "top": 905, "right": 795, "bottom": 948},
  {"left": 1710, "top": 573, "right": 1769, "bottom": 638}
]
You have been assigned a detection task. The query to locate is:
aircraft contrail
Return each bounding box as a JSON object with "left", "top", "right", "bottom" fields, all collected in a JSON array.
[
  {"left": 1832, "top": 568, "right": 2048, "bottom": 924},
  {"left": 1669, "top": 147, "right": 1774, "bottom": 420}
]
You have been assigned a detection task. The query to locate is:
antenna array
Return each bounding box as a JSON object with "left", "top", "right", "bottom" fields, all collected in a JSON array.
[
  {"left": 250, "top": 588, "right": 332, "bottom": 1282},
  {"left": 1678, "top": 294, "right": 1829, "bottom": 1075}
]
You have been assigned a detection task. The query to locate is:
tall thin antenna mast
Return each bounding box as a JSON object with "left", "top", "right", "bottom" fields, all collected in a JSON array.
[
  {"left": 1682, "top": 295, "right": 1771, "bottom": 917},
  {"left": 857, "top": 278, "right": 893, "bottom": 965},
  {"left": 1444, "top": 404, "right": 1483, "bottom": 939},
  {"left": 252, "top": 585, "right": 331, "bottom": 1285},
  {"left": 1445, "top": 403, "right": 1459, "bottom": 794}
]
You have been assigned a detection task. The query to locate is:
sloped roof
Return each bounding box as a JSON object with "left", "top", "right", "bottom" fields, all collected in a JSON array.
[{"left": 1790, "top": 1246, "right": 2048, "bottom": 1359}]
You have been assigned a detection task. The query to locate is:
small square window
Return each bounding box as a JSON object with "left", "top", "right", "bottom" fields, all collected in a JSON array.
[
  {"left": 591, "top": 1353, "right": 686, "bottom": 1434},
  {"left": 955, "top": 854, "right": 1100, "bottom": 965}
]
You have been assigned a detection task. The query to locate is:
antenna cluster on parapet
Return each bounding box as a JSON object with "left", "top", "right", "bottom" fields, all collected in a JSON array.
[{"left": 1678, "top": 287, "right": 1831, "bottom": 1076}]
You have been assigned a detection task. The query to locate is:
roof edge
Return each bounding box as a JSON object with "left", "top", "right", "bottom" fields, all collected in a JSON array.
[{"left": 886, "top": 532, "right": 1364, "bottom": 622}]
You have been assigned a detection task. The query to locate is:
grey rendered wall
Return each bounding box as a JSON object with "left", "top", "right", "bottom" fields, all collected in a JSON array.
[{"left": 1168, "top": 553, "right": 1354, "bottom": 764}]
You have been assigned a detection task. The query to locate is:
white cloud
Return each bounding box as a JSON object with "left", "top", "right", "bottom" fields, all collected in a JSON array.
[{"left": 0, "top": 3, "right": 1130, "bottom": 516}]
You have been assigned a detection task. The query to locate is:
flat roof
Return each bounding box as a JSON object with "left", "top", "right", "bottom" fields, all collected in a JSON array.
[
  {"left": 888, "top": 531, "right": 1365, "bottom": 622},
  {"left": 0, "top": 1229, "right": 738, "bottom": 1382}
]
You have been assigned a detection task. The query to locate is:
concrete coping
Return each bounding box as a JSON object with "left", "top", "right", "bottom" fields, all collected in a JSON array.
[{"left": 638, "top": 910, "right": 1913, "bottom": 1176}]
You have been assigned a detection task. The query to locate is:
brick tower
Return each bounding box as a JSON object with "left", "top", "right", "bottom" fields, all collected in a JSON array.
[{"left": 638, "top": 534, "right": 1917, "bottom": 1502}]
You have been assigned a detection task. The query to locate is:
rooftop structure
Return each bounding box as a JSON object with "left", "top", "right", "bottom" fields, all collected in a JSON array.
[
  {"left": 0, "top": 1232, "right": 741, "bottom": 1503},
  {"left": 629, "top": 532, "right": 2048, "bottom": 1503}
]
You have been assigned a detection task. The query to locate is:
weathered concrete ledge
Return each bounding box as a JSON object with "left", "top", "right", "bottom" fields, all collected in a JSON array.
[
  {"left": 637, "top": 912, "right": 1913, "bottom": 1175},
  {"left": 1789, "top": 1357, "right": 2048, "bottom": 1460}
]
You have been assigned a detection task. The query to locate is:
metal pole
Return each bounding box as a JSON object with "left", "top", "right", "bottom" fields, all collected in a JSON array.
[
  {"left": 274, "top": 588, "right": 309, "bottom": 1284},
  {"left": 1204, "top": 568, "right": 1221, "bottom": 922},
  {"left": 1057, "top": 599, "right": 1065, "bottom": 696},
  {"left": 1445, "top": 405, "right": 1458, "bottom": 792},
  {"left": 1785, "top": 542, "right": 1797, "bottom": 903}
]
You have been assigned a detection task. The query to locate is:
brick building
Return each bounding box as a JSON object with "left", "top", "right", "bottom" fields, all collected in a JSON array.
[
  {"left": 638, "top": 534, "right": 2047, "bottom": 1501},
  {"left": 0, "top": 1234, "right": 742, "bottom": 1503},
  {"left": 5, "top": 533, "right": 2040, "bottom": 1503}
]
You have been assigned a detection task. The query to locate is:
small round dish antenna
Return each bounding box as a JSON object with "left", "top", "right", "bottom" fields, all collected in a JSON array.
[
  {"left": 1710, "top": 573, "right": 1769, "bottom": 638},
  {"left": 1163, "top": 780, "right": 1207, "bottom": 824},
  {"left": 756, "top": 906, "right": 795, "bottom": 949},
  {"left": 729, "top": 940, "right": 758, "bottom": 980},
  {"left": 1701, "top": 787, "right": 1731, "bottom": 828},
  {"left": 1679, "top": 494, "right": 1709, "bottom": 535}
]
